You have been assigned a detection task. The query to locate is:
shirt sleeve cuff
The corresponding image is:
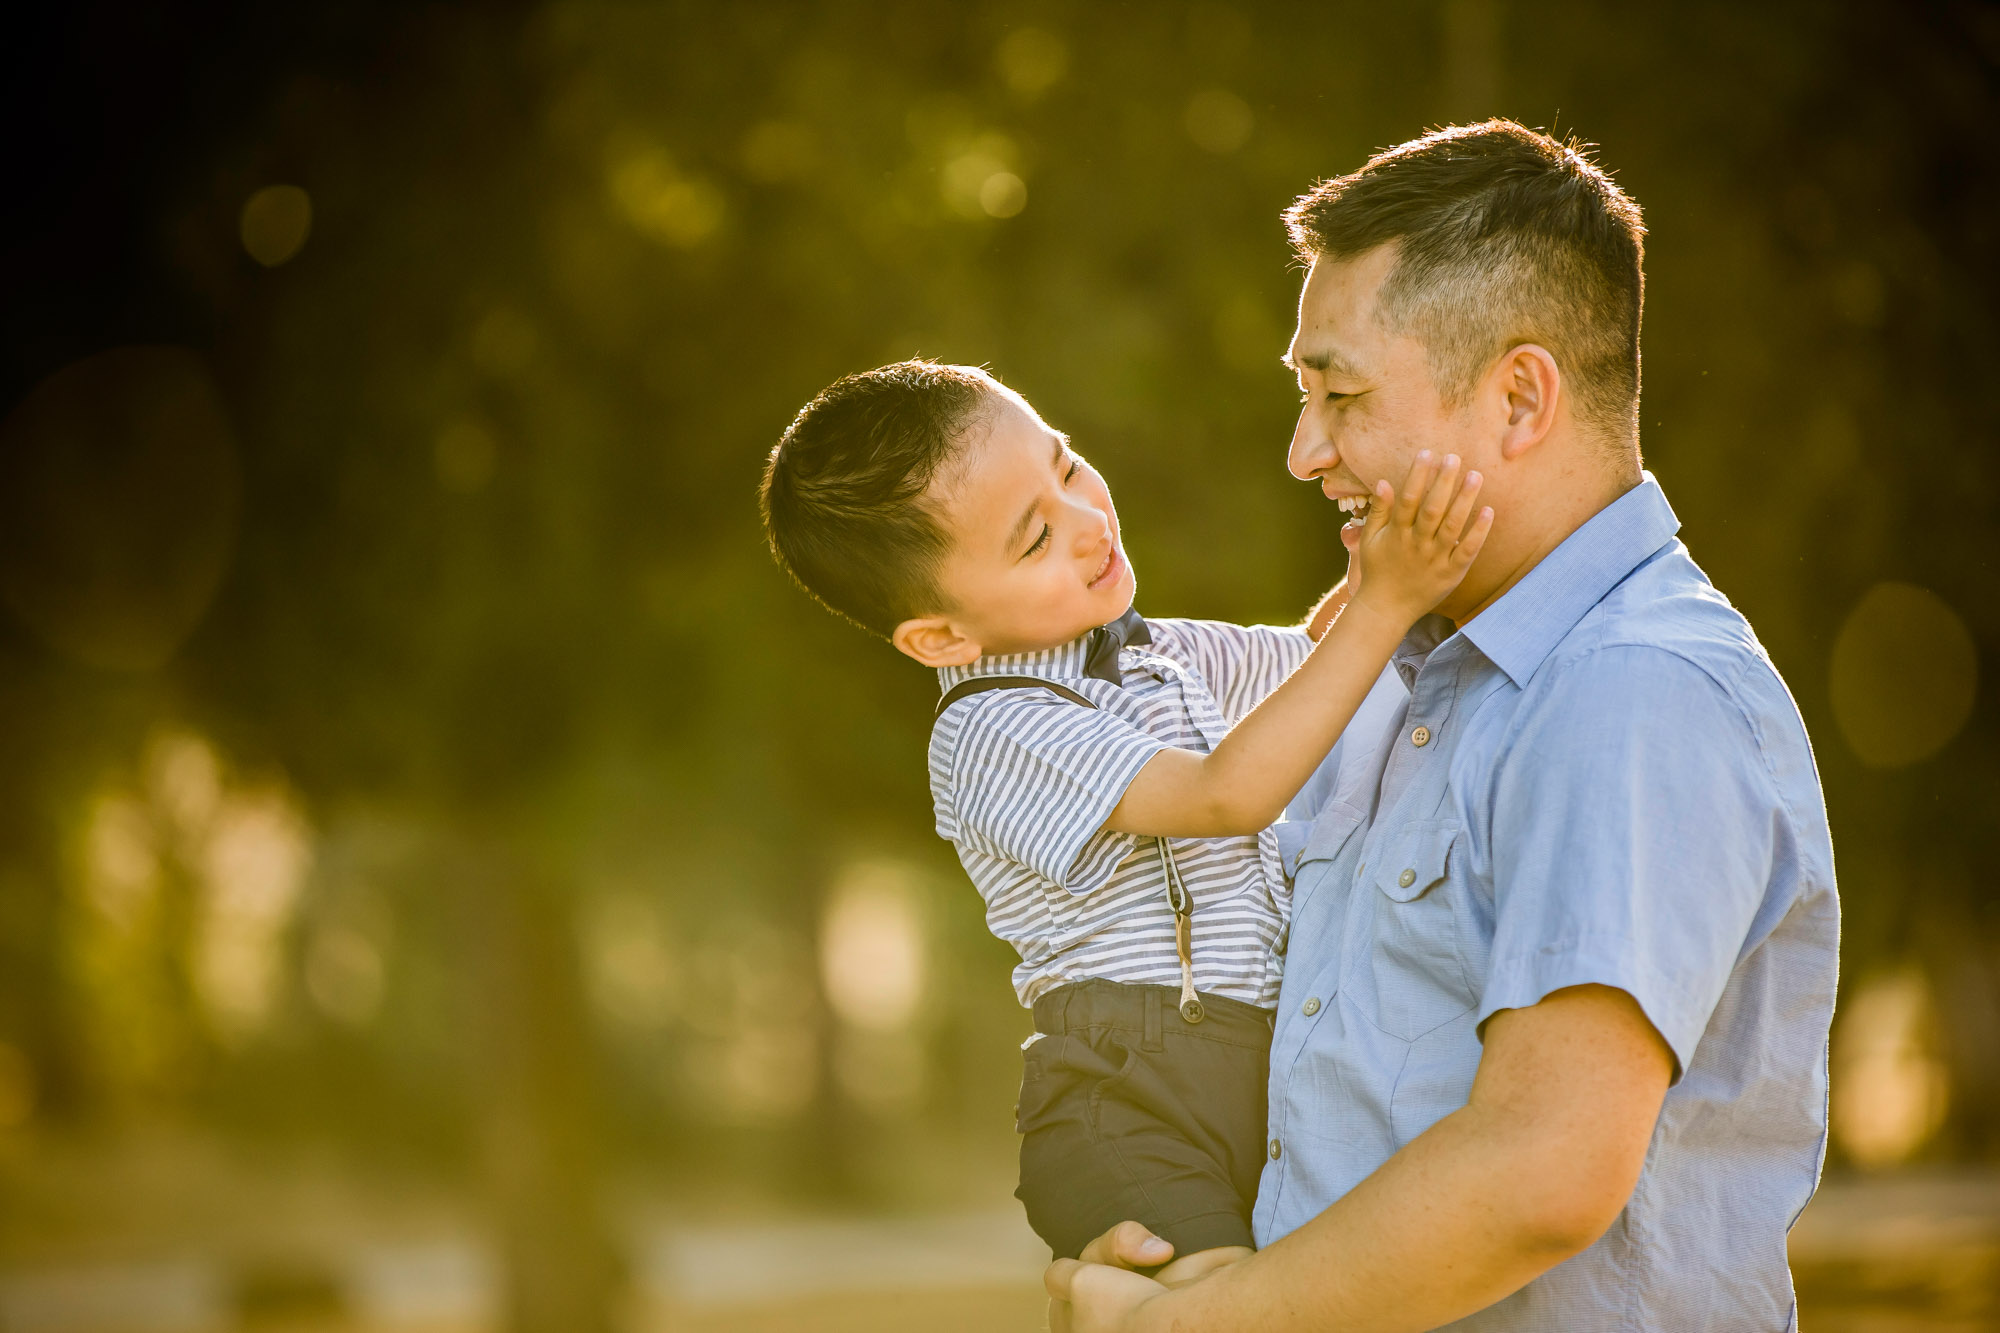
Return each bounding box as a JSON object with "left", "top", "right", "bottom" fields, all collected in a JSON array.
[
  {"left": 1476, "top": 938, "right": 1706, "bottom": 1081},
  {"left": 1047, "top": 735, "right": 1169, "bottom": 895}
]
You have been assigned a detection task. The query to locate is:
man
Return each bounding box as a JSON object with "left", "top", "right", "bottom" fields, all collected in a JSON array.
[{"left": 1047, "top": 120, "right": 1838, "bottom": 1331}]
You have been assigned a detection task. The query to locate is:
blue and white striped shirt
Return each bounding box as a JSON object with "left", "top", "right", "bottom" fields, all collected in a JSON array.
[{"left": 930, "top": 617, "right": 1314, "bottom": 1009}]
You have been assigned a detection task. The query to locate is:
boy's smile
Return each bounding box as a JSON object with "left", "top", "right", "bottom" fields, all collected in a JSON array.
[{"left": 891, "top": 383, "right": 1137, "bottom": 666}]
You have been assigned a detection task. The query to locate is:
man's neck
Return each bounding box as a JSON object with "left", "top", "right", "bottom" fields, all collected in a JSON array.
[{"left": 1441, "top": 465, "right": 1641, "bottom": 627}]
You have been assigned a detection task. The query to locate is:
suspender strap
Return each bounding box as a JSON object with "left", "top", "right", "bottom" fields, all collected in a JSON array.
[
  {"left": 931, "top": 672, "right": 1205, "bottom": 1024},
  {"left": 933, "top": 674, "right": 1096, "bottom": 720}
]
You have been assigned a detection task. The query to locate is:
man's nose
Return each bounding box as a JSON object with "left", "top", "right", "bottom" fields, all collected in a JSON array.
[{"left": 1288, "top": 406, "right": 1336, "bottom": 480}]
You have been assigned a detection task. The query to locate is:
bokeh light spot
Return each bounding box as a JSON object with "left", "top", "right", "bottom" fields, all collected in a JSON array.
[
  {"left": 979, "top": 172, "right": 1027, "bottom": 219},
  {"left": 239, "top": 184, "right": 313, "bottom": 267},
  {"left": 1829, "top": 581, "right": 1978, "bottom": 768},
  {"left": 820, "top": 861, "right": 926, "bottom": 1033},
  {"left": 196, "top": 787, "right": 313, "bottom": 1040},
  {"left": 0, "top": 346, "right": 240, "bottom": 672},
  {"left": 1833, "top": 969, "right": 1949, "bottom": 1168},
  {"left": 996, "top": 28, "right": 1068, "bottom": 99},
  {"left": 1184, "top": 88, "right": 1254, "bottom": 154},
  {"left": 609, "top": 149, "right": 724, "bottom": 247},
  {"left": 436, "top": 421, "right": 497, "bottom": 493},
  {"left": 942, "top": 134, "right": 1020, "bottom": 219}
]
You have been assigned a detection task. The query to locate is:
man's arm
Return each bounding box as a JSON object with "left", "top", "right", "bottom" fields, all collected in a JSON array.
[{"left": 1048, "top": 983, "right": 1674, "bottom": 1333}]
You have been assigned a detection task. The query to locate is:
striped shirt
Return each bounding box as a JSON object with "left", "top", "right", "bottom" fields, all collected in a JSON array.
[{"left": 930, "top": 617, "right": 1314, "bottom": 1009}]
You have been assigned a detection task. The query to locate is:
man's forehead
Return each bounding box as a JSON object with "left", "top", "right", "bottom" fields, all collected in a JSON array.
[{"left": 1286, "top": 247, "right": 1399, "bottom": 376}]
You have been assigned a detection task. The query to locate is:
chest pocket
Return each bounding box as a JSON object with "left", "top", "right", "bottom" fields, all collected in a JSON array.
[{"left": 1363, "top": 820, "right": 1477, "bottom": 1040}]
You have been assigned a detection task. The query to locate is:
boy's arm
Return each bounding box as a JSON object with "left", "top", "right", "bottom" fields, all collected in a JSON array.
[
  {"left": 1104, "top": 597, "right": 1407, "bottom": 837},
  {"left": 1105, "top": 454, "right": 1488, "bottom": 839}
]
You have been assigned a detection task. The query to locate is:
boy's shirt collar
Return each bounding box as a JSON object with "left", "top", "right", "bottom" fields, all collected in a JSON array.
[{"left": 937, "top": 610, "right": 1151, "bottom": 692}]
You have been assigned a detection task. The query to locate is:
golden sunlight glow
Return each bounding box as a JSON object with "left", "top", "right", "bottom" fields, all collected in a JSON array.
[
  {"left": 1829, "top": 582, "right": 1978, "bottom": 768},
  {"left": 194, "top": 787, "right": 313, "bottom": 1039},
  {"left": 240, "top": 184, "right": 313, "bottom": 266},
  {"left": 1832, "top": 970, "right": 1950, "bottom": 1169},
  {"left": 819, "top": 861, "right": 927, "bottom": 1033}
]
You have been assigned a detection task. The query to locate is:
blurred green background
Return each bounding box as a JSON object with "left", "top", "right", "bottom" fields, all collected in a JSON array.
[{"left": 1, "top": 2, "right": 1995, "bottom": 1330}]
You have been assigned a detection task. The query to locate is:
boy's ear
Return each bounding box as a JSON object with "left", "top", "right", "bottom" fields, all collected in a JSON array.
[{"left": 892, "top": 615, "right": 982, "bottom": 668}]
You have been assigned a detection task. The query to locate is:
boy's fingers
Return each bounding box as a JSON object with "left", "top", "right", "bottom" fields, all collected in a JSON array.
[
  {"left": 1394, "top": 451, "right": 1435, "bottom": 526},
  {"left": 1451, "top": 507, "right": 1496, "bottom": 569},
  {"left": 1364, "top": 479, "right": 1395, "bottom": 534},
  {"left": 1417, "top": 455, "right": 1462, "bottom": 537},
  {"left": 1440, "top": 470, "right": 1484, "bottom": 541}
]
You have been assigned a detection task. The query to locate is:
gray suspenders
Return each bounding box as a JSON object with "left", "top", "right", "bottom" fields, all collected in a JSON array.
[{"left": 934, "top": 676, "right": 1207, "bottom": 1024}]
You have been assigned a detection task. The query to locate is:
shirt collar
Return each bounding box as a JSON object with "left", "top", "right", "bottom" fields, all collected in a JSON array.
[
  {"left": 937, "top": 630, "right": 1097, "bottom": 692},
  {"left": 1454, "top": 473, "right": 1681, "bottom": 688}
]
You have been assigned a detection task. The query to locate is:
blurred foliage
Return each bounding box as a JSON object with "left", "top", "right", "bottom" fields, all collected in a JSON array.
[{"left": 1, "top": 0, "right": 1997, "bottom": 1328}]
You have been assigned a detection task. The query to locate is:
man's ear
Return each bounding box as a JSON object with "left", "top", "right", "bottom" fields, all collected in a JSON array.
[
  {"left": 892, "top": 615, "right": 982, "bottom": 668},
  {"left": 1494, "top": 343, "right": 1562, "bottom": 461}
]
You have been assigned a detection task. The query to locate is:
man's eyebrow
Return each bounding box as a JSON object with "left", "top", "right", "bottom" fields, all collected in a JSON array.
[
  {"left": 1005, "top": 437, "right": 1067, "bottom": 554},
  {"left": 1282, "top": 346, "right": 1362, "bottom": 378}
]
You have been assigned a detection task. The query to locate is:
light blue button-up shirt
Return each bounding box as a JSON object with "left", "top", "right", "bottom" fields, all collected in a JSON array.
[{"left": 1255, "top": 476, "right": 1839, "bottom": 1330}]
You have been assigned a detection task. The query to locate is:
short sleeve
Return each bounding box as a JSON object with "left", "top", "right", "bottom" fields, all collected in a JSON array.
[
  {"left": 1145, "top": 618, "right": 1312, "bottom": 725},
  {"left": 1478, "top": 646, "right": 1777, "bottom": 1078},
  {"left": 938, "top": 689, "right": 1167, "bottom": 894}
]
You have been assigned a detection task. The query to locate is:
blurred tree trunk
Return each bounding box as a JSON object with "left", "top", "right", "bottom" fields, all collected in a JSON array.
[{"left": 462, "top": 834, "right": 614, "bottom": 1333}]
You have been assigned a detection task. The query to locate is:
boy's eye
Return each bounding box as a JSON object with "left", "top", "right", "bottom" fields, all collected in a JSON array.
[{"left": 1023, "top": 524, "right": 1051, "bottom": 559}]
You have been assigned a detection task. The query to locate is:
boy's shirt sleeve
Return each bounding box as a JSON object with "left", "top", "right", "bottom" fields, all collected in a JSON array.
[
  {"left": 1145, "top": 617, "right": 1313, "bottom": 725},
  {"left": 934, "top": 689, "right": 1166, "bottom": 895}
]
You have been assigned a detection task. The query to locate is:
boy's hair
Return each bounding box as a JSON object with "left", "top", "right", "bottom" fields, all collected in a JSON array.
[
  {"left": 760, "top": 360, "right": 993, "bottom": 637},
  {"left": 1284, "top": 120, "right": 1646, "bottom": 444}
]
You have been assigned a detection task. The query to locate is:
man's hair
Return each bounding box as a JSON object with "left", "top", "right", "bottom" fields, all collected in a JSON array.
[
  {"left": 1284, "top": 120, "right": 1646, "bottom": 442},
  {"left": 760, "top": 360, "right": 993, "bottom": 637}
]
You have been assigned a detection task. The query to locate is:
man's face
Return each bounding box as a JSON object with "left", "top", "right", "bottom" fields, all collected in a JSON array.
[
  {"left": 1285, "top": 245, "right": 1491, "bottom": 524},
  {"left": 929, "top": 387, "right": 1136, "bottom": 657}
]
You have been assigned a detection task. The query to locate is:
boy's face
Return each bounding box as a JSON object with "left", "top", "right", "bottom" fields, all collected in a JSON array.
[{"left": 896, "top": 386, "right": 1136, "bottom": 665}]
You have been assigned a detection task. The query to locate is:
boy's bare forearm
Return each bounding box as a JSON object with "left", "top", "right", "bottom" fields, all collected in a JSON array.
[{"left": 1107, "top": 600, "right": 1407, "bottom": 836}]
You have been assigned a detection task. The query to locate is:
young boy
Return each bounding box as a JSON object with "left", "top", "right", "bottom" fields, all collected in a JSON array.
[{"left": 759, "top": 360, "right": 1489, "bottom": 1281}]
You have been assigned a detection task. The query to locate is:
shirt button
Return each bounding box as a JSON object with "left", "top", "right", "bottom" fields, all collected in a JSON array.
[
  {"left": 1269, "top": 1138, "right": 1283, "bottom": 1161},
  {"left": 1302, "top": 997, "right": 1321, "bottom": 1016},
  {"left": 1411, "top": 725, "right": 1432, "bottom": 747},
  {"left": 1398, "top": 868, "right": 1417, "bottom": 888}
]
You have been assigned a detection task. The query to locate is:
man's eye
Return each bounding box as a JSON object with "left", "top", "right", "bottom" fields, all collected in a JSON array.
[
  {"left": 1062, "top": 461, "right": 1079, "bottom": 484},
  {"left": 1023, "top": 524, "right": 1051, "bottom": 558}
]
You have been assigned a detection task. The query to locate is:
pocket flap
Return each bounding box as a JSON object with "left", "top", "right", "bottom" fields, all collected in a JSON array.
[
  {"left": 1294, "top": 800, "right": 1366, "bottom": 871},
  {"left": 1373, "top": 821, "right": 1460, "bottom": 902}
]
